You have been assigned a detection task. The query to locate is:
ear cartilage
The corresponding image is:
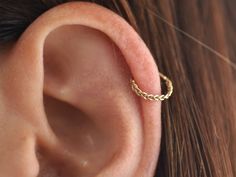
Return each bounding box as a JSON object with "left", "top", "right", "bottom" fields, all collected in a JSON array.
[{"left": 130, "top": 72, "right": 173, "bottom": 101}]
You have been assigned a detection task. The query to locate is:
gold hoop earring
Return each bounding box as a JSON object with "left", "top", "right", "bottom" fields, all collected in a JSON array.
[{"left": 130, "top": 72, "right": 173, "bottom": 101}]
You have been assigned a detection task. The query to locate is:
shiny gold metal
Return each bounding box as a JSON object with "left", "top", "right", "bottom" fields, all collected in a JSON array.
[{"left": 130, "top": 72, "right": 173, "bottom": 101}]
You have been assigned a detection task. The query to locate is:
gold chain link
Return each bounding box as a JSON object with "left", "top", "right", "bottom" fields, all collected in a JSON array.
[{"left": 130, "top": 72, "right": 173, "bottom": 101}]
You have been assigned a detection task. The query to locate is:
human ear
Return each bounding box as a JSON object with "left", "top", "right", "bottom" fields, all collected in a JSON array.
[{"left": 0, "top": 2, "right": 162, "bottom": 177}]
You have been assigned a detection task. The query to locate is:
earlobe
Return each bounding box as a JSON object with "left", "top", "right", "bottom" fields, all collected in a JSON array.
[{"left": 1, "top": 2, "right": 162, "bottom": 177}]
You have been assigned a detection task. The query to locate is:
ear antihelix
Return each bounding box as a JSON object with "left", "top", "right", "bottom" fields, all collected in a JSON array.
[{"left": 40, "top": 24, "right": 128, "bottom": 176}]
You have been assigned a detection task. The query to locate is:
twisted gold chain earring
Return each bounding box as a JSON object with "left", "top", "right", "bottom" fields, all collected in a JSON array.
[{"left": 130, "top": 72, "right": 173, "bottom": 101}]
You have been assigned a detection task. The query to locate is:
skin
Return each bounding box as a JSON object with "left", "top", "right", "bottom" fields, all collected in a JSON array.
[{"left": 0, "top": 2, "right": 162, "bottom": 177}]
